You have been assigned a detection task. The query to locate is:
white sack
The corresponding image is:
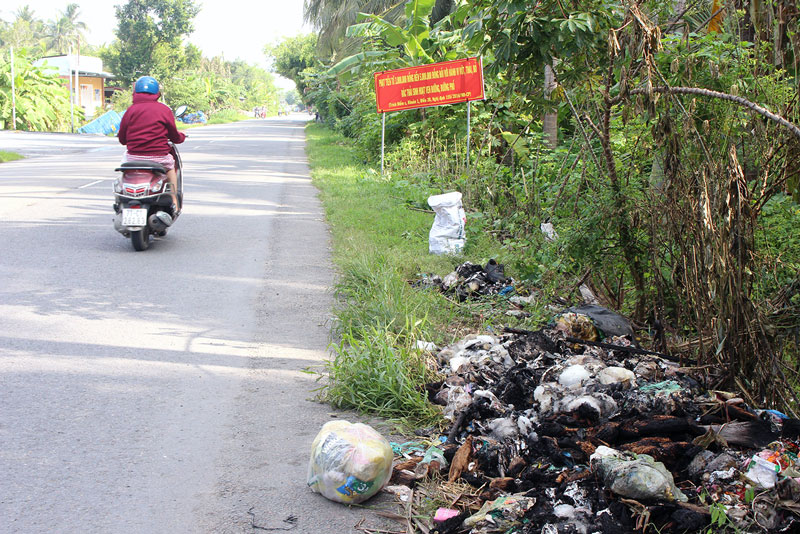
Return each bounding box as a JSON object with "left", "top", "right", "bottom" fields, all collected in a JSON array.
[{"left": 428, "top": 191, "right": 466, "bottom": 255}]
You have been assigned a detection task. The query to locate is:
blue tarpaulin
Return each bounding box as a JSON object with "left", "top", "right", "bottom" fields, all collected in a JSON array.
[
  {"left": 78, "top": 110, "right": 124, "bottom": 135},
  {"left": 180, "top": 111, "right": 207, "bottom": 124}
]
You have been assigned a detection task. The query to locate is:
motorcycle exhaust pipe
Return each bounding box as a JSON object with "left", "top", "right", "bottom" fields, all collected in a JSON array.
[{"left": 148, "top": 211, "right": 173, "bottom": 232}]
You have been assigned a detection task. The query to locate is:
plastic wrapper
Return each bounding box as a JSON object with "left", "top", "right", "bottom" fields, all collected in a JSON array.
[
  {"left": 307, "top": 421, "right": 393, "bottom": 504},
  {"left": 463, "top": 494, "right": 536, "bottom": 530},
  {"left": 591, "top": 446, "right": 688, "bottom": 502}
]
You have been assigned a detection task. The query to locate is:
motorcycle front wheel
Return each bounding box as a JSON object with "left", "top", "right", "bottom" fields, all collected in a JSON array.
[{"left": 131, "top": 229, "right": 150, "bottom": 251}]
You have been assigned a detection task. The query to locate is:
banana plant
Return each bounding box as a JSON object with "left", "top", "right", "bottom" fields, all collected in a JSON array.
[
  {"left": 327, "top": 0, "right": 465, "bottom": 80},
  {"left": 0, "top": 54, "right": 76, "bottom": 131}
]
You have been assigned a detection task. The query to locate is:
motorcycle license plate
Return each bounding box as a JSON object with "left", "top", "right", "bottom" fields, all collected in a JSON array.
[{"left": 122, "top": 208, "right": 147, "bottom": 227}]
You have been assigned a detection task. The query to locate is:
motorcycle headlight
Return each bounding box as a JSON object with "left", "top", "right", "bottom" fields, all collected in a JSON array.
[{"left": 151, "top": 180, "right": 163, "bottom": 192}]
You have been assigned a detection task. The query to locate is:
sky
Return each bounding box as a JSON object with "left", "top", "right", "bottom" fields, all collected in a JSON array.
[{"left": 1, "top": 0, "right": 312, "bottom": 87}]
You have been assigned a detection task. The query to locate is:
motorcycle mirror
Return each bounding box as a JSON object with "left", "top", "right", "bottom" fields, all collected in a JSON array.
[{"left": 174, "top": 105, "right": 188, "bottom": 118}]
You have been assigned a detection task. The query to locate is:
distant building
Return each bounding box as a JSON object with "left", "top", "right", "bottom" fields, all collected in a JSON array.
[{"left": 33, "top": 55, "right": 114, "bottom": 118}]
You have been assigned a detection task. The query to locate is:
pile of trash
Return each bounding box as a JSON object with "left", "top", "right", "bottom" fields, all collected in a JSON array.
[
  {"left": 179, "top": 110, "right": 207, "bottom": 124},
  {"left": 383, "top": 309, "right": 800, "bottom": 533},
  {"left": 414, "top": 260, "right": 514, "bottom": 302}
]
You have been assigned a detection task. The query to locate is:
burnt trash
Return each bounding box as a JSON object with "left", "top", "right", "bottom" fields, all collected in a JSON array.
[
  {"left": 381, "top": 317, "right": 800, "bottom": 533},
  {"left": 414, "top": 261, "right": 514, "bottom": 302}
]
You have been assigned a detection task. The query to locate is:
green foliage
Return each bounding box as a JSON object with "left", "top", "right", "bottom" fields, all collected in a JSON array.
[
  {"left": 304, "top": 122, "right": 475, "bottom": 424},
  {"left": 0, "top": 51, "right": 78, "bottom": 131},
  {"left": 0, "top": 3, "right": 278, "bottom": 132},
  {"left": 205, "top": 109, "right": 249, "bottom": 124},
  {"left": 330, "top": 0, "right": 466, "bottom": 79},
  {"left": 304, "top": 121, "right": 568, "bottom": 423},
  {"left": 43, "top": 4, "right": 88, "bottom": 55},
  {"left": 755, "top": 194, "right": 800, "bottom": 299},
  {"left": 303, "top": 0, "right": 800, "bottom": 410},
  {"left": 0, "top": 150, "right": 23, "bottom": 162},
  {"left": 324, "top": 328, "right": 441, "bottom": 425},
  {"left": 1, "top": 4, "right": 93, "bottom": 57},
  {"left": 107, "top": 0, "right": 200, "bottom": 86},
  {"left": 264, "top": 34, "right": 317, "bottom": 97},
  {"left": 109, "top": 87, "right": 132, "bottom": 111},
  {"left": 345, "top": 0, "right": 436, "bottom": 65},
  {"left": 706, "top": 501, "right": 737, "bottom": 533},
  {"left": 107, "top": 53, "right": 281, "bottom": 116},
  {"left": 0, "top": 7, "right": 47, "bottom": 55}
]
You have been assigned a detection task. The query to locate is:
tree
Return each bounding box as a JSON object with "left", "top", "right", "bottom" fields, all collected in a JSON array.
[
  {"left": 303, "top": 0, "right": 456, "bottom": 57},
  {"left": 0, "top": 7, "right": 46, "bottom": 52},
  {"left": 264, "top": 34, "right": 318, "bottom": 96},
  {"left": 44, "top": 3, "right": 88, "bottom": 55},
  {"left": 285, "top": 90, "right": 299, "bottom": 107},
  {"left": 0, "top": 51, "right": 77, "bottom": 131},
  {"left": 107, "top": 0, "right": 200, "bottom": 86},
  {"left": 304, "top": 0, "right": 398, "bottom": 56}
]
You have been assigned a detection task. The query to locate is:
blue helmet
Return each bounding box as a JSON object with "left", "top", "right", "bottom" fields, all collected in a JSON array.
[{"left": 134, "top": 76, "right": 159, "bottom": 94}]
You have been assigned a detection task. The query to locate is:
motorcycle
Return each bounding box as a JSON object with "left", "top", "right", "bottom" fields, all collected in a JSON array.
[{"left": 112, "top": 105, "right": 187, "bottom": 251}]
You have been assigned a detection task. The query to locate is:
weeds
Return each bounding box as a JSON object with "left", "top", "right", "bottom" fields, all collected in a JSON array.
[
  {"left": 206, "top": 110, "right": 251, "bottom": 125},
  {"left": 0, "top": 151, "right": 23, "bottom": 163},
  {"left": 323, "top": 328, "right": 441, "bottom": 426}
]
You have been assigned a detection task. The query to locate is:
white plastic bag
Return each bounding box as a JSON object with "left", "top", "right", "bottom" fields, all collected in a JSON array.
[
  {"left": 307, "top": 421, "right": 393, "bottom": 504},
  {"left": 428, "top": 192, "right": 466, "bottom": 255}
]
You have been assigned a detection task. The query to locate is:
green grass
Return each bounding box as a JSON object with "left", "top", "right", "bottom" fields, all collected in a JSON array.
[
  {"left": 206, "top": 110, "right": 252, "bottom": 125},
  {"left": 304, "top": 123, "right": 536, "bottom": 426},
  {"left": 326, "top": 328, "right": 441, "bottom": 426},
  {"left": 0, "top": 151, "right": 23, "bottom": 163}
]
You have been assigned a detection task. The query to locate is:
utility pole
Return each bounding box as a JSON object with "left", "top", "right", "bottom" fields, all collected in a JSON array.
[
  {"left": 10, "top": 47, "right": 17, "bottom": 130},
  {"left": 69, "top": 48, "right": 75, "bottom": 133},
  {"left": 75, "top": 49, "right": 80, "bottom": 118}
]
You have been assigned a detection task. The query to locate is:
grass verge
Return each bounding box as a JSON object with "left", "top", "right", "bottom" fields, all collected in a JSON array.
[
  {"left": 304, "top": 123, "right": 538, "bottom": 427},
  {"left": 206, "top": 110, "right": 252, "bottom": 125},
  {"left": 0, "top": 151, "right": 24, "bottom": 163}
]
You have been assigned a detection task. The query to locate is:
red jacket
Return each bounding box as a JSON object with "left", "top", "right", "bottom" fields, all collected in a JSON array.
[{"left": 118, "top": 92, "right": 186, "bottom": 155}]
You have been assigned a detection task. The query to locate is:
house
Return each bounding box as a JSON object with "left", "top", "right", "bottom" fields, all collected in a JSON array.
[{"left": 33, "top": 55, "right": 114, "bottom": 118}]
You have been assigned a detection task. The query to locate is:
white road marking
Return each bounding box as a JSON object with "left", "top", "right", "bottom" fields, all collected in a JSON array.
[{"left": 78, "top": 179, "right": 104, "bottom": 189}]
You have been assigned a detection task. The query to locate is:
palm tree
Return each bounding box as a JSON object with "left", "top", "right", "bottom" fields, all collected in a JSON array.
[
  {"left": 15, "top": 5, "right": 38, "bottom": 23},
  {"left": 1, "top": 6, "right": 46, "bottom": 51},
  {"left": 304, "top": 0, "right": 397, "bottom": 57},
  {"left": 304, "top": 0, "right": 455, "bottom": 58},
  {"left": 45, "top": 3, "right": 88, "bottom": 55}
]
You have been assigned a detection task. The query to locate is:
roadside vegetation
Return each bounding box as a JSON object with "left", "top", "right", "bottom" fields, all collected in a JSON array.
[
  {"left": 0, "top": 1, "right": 295, "bottom": 132},
  {"left": 306, "top": 123, "right": 549, "bottom": 426},
  {"left": 290, "top": 0, "right": 800, "bottom": 423},
  {"left": 0, "top": 150, "right": 23, "bottom": 163}
]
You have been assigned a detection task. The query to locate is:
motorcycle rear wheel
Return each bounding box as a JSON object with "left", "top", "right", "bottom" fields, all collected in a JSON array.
[{"left": 131, "top": 229, "right": 150, "bottom": 251}]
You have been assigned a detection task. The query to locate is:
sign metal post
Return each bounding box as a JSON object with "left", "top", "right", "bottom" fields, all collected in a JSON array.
[
  {"left": 467, "top": 100, "right": 471, "bottom": 169},
  {"left": 381, "top": 112, "right": 386, "bottom": 175}
]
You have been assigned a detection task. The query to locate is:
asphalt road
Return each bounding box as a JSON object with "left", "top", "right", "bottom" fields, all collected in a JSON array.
[{"left": 0, "top": 116, "right": 390, "bottom": 533}]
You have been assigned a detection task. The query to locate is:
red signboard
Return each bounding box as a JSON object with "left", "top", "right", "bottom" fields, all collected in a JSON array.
[{"left": 374, "top": 57, "right": 484, "bottom": 114}]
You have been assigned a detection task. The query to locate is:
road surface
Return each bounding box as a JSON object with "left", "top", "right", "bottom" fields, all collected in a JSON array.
[{"left": 0, "top": 116, "right": 390, "bottom": 533}]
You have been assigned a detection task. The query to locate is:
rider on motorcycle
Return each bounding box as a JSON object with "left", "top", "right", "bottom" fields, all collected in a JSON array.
[{"left": 118, "top": 76, "right": 185, "bottom": 213}]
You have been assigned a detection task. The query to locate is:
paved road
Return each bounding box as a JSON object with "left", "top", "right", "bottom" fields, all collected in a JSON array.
[{"left": 0, "top": 117, "right": 390, "bottom": 533}]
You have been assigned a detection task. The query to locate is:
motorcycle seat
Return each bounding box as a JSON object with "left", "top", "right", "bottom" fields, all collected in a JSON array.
[{"left": 116, "top": 161, "right": 168, "bottom": 174}]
